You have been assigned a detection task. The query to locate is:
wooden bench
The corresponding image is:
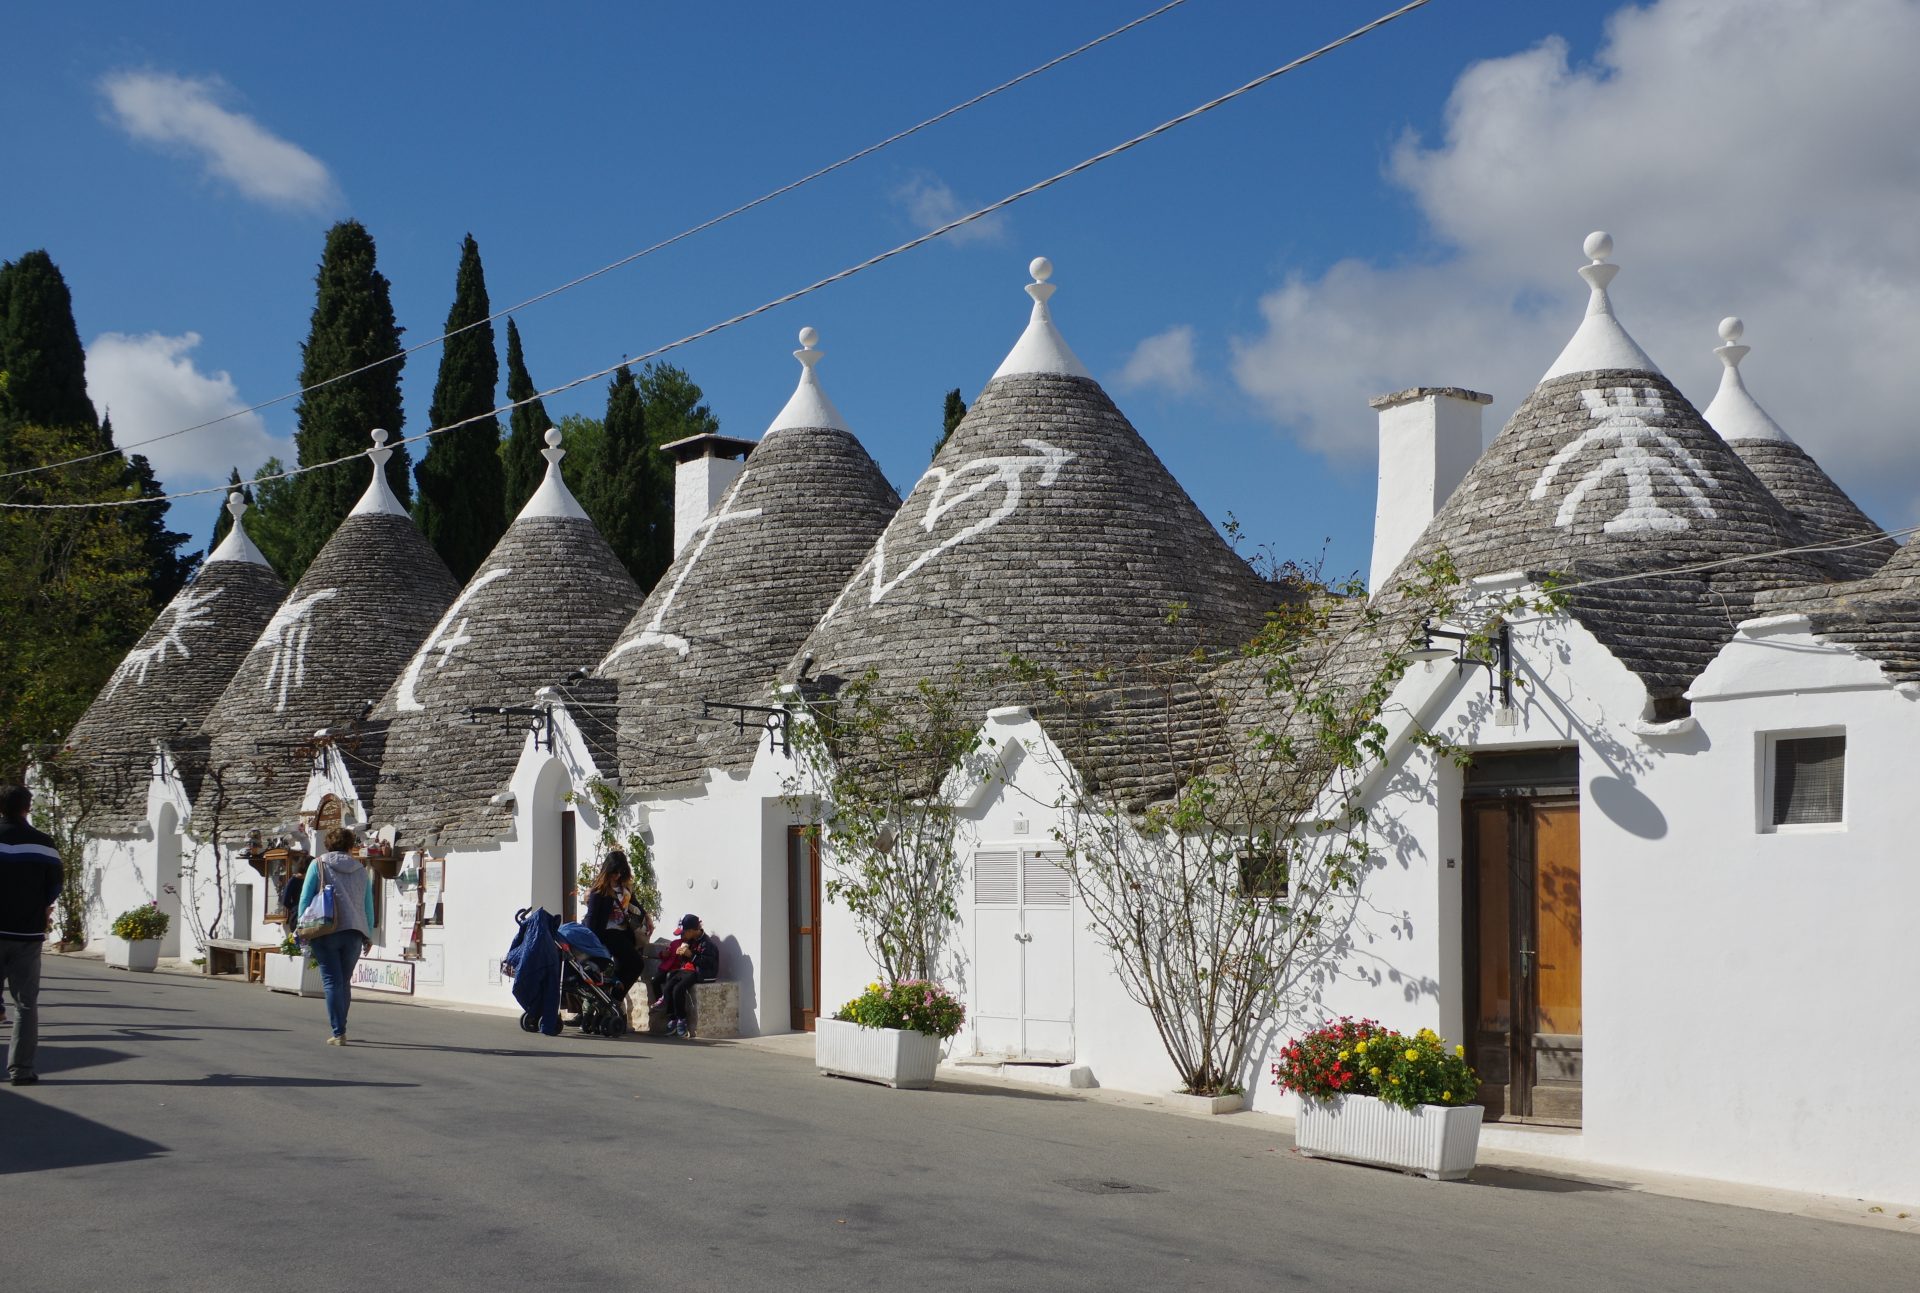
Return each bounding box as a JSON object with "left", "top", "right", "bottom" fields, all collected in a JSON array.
[{"left": 204, "top": 938, "right": 276, "bottom": 978}]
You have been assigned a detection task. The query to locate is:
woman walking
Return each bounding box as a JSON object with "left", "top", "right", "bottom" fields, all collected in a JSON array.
[
  {"left": 299, "top": 826, "right": 375, "bottom": 1045},
  {"left": 583, "top": 850, "right": 651, "bottom": 999}
]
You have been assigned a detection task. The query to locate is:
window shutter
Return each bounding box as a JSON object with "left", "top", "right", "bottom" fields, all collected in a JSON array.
[
  {"left": 1773, "top": 734, "right": 1845, "bottom": 826},
  {"left": 1022, "top": 850, "right": 1073, "bottom": 906},
  {"left": 974, "top": 850, "right": 1019, "bottom": 905}
]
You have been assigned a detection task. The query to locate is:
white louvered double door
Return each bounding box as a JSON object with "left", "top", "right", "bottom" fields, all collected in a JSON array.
[{"left": 971, "top": 847, "right": 1075, "bottom": 1062}]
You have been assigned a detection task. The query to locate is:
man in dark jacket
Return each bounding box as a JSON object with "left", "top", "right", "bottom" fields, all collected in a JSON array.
[{"left": 1, "top": 784, "right": 63, "bottom": 1086}]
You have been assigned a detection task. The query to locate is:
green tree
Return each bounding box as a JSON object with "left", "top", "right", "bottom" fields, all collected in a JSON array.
[
  {"left": 551, "top": 413, "right": 603, "bottom": 498},
  {"left": 500, "top": 317, "right": 552, "bottom": 516},
  {"left": 619, "top": 362, "right": 717, "bottom": 590},
  {"left": 0, "top": 421, "right": 152, "bottom": 781},
  {"left": 239, "top": 458, "right": 303, "bottom": 576},
  {"left": 414, "top": 234, "right": 506, "bottom": 581},
  {"left": 581, "top": 365, "right": 653, "bottom": 584},
  {"left": 0, "top": 250, "right": 100, "bottom": 443},
  {"left": 123, "top": 448, "right": 197, "bottom": 603},
  {"left": 935, "top": 388, "right": 965, "bottom": 459},
  {"left": 287, "top": 220, "right": 408, "bottom": 582}
]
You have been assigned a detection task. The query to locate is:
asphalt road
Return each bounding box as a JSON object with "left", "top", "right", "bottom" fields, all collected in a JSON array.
[{"left": 1, "top": 957, "right": 1909, "bottom": 1293}]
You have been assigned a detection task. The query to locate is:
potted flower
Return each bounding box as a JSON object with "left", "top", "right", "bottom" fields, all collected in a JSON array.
[
  {"left": 1272, "top": 1017, "right": 1483, "bottom": 1181},
  {"left": 816, "top": 980, "right": 966, "bottom": 1089},
  {"left": 105, "top": 902, "right": 169, "bottom": 972},
  {"left": 263, "top": 930, "right": 324, "bottom": 997}
]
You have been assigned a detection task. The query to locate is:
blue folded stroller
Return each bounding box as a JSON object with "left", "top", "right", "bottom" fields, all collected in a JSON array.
[{"left": 503, "top": 908, "right": 629, "bottom": 1038}]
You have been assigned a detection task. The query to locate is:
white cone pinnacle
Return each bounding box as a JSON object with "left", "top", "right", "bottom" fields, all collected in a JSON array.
[
  {"left": 768, "top": 325, "right": 851, "bottom": 434},
  {"left": 207, "top": 487, "right": 272, "bottom": 566},
  {"left": 992, "top": 254, "right": 1091, "bottom": 381},
  {"left": 1703, "top": 317, "right": 1792, "bottom": 445},
  {"left": 1541, "top": 230, "right": 1661, "bottom": 381},
  {"left": 520, "top": 423, "right": 589, "bottom": 520},
  {"left": 349, "top": 427, "right": 409, "bottom": 517}
]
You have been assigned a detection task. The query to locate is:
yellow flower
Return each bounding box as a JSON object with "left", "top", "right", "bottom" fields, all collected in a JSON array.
[
  {"left": 1390, "top": 1076, "right": 1400, "bottom": 1085},
  {"left": 1369, "top": 1066, "right": 1381, "bottom": 1077},
  {"left": 1404, "top": 1048, "right": 1419, "bottom": 1062},
  {"left": 1354, "top": 1040, "right": 1367, "bottom": 1054},
  {"left": 1454, "top": 1044, "right": 1465, "bottom": 1057},
  {"left": 1337, "top": 1050, "right": 1349, "bottom": 1061},
  {"left": 1442, "top": 1091, "right": 1452, "bottom": 1101}
]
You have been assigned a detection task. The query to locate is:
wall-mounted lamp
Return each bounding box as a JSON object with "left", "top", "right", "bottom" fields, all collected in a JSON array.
[{"left": 1412, "top": 620, "right": 1514, "bottom": 709}]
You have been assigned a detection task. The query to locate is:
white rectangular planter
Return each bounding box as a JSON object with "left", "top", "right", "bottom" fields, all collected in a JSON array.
[
  {"left": 103, "top": 936, "right": 160, "bottom": 972},
  {"left": 263, "top": 952, "right": 325, "bottom": 997},
  {"left": 1295, "top": 1092, "right": 1483, "bottom": 1181},
  {"left": 815, "top": 1018, "right": 943, "bottom": 1089}
]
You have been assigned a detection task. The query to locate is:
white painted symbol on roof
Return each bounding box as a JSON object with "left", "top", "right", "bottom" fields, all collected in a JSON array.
[
  {"left": 823, "top": 438, "right": 1075, "bottom": 620},
  {"left": 1529, "top": 388, "right": 1719, "bottom": 535},
  {"left": 102, "top": 585, "right": 225, "bottom": 700},
  {"left": 395, "top": 567, "right": 513, "bottom": 712},
  {"left": 253, "top": 588, "right": 339, "bottom": 712},
  {"left": 603, "top": 472, "right": 763, "bottom": 665}
]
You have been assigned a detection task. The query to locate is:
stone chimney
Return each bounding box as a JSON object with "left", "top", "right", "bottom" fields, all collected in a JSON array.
[
  {"left": 662, "top": 432, "right": 756, "bottom": 556},
  {"left": 1368, "top": 386, "right": 1492, "bottom": 592}
]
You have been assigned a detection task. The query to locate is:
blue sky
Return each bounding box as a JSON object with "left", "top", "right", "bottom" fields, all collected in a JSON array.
[{"left": 7, "top": 1, "right": 1916, "bottom": 578}]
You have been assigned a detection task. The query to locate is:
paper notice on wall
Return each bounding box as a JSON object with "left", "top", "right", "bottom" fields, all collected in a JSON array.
[{"left": 422, "top": 860, "right": 444, "bottom": 912}]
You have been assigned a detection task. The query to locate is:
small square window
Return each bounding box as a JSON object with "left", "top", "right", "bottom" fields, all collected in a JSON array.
[
  {"left": 1236, "top": 847, "right": 1289, "bottom": 900},
  {"left": 1770, "top": 733, "right": 1845, "bottom": 827}
]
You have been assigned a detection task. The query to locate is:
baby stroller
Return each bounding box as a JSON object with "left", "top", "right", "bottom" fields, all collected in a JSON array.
[{"left": 503, "top": 907, "right": 630, "bottom": 1038}]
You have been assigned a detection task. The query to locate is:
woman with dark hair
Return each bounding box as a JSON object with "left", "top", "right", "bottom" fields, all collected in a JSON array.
[
  {"left": 298, "top": 826, "right": 375, "bottom": 1045},
  {"left": 583, "top": 850, "right": 651, "bottom": 998}
]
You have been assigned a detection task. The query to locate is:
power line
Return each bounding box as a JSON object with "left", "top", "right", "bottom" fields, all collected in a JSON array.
[
  {"left": 0, "top": 0, "right": 1196, "bottom": 483},
  {"left": 1, "top": 0, "right": 1436, "bottom": 514}
]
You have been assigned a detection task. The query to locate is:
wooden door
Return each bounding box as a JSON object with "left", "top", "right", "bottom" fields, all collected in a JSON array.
[
  {"left": 1465, "top": 795, "right": 1582, "bottom": 1125},
  {"left": 788, "top": 826, "right": 822, "bottom": 1031},
  {"left": 559, "top": 809, "right": 578, "bottom": 924}
]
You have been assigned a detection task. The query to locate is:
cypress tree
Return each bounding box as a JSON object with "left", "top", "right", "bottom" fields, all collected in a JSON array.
[
  {"left": 0, "top": 250, "right": 101, "bottom": 443},
  {"left": 632, "top": 363, "right": 715, "bottom": 585},
  {"left": 285, "top": 220, "right": 408, "bottom": 582},
  {"left": 500, "top": 318, "right": 552, "bottom": 516},
  {"left": 582, "top": 366, "right": 655, "bottom": 586},
  {"left": 123, "top": 448, "right": 197, "bottom": 604},
  {"left": 935, "top": 388, "right": 966, "bottom": 458},
  {"left": 414, "top": 234, "right": 506, "bottom": 581}
]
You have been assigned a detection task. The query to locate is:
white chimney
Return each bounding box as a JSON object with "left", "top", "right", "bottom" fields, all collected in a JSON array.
[
  {"left": 1368, "top": 386, "right": 1491, "bottom": 593},
  {"left": 662, "top": 432, "right": 756, "bottom": 556}
]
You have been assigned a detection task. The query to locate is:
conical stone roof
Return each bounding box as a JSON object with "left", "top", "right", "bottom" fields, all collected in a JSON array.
[
  {"left": 64, "top": 494, "right": 287, "bottom": 833},
  {"left": 1378, "top": 235, "right": 1832, "bottom": 698},
  {"left": 198, "top": 433, "right": 460, "bottom": 829},
  {"left": 598, "top": 329, "right": 899, "bottom": 792},
  {"left": 794, "top": 260, "right": 1276, "bottom": 783},
  {"left": 372, "top": 428, "right": 643, "bottom": 846},
  {"left": 1702, "top": 318, "right": 1892, "bottom": 581}
]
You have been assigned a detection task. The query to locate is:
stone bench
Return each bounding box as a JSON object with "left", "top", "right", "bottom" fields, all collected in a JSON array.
[
  {"left": 628, "top": 980, "right": 739, "bottom": 1039},
  {"left": 204, "top": 938, "right": 277, "bottom": 978}
]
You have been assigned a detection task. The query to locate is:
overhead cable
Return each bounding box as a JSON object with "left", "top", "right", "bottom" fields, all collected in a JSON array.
[{"left": 0, "top": 0, "right": 1435, "bottom": 513}]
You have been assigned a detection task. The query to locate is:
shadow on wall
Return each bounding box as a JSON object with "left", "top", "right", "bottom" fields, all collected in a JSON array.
[{"left": 718, "top": 934, "right": 756, "bottom": 1030}]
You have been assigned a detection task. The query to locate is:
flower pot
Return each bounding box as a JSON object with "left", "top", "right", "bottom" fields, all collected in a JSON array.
[
  {"left": 1294, "top": 1092, "right": 1483, "bottom": 1181},
  {"left": 263, "top": 951, "right": 325, "bottom": 997},
  {"left": 104, "top": 936, "right": 160, "bottom": 972},
  {"left": 815, "top": 1017, "right": 943, "bottom": 1089}
]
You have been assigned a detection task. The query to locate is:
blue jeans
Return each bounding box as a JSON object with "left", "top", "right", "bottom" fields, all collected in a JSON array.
[{"left": 307, "top": 930, "right": 364, "bottom": 1037}]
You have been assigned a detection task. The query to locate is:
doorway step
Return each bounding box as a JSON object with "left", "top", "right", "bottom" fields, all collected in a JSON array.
[{"left": 947, "top": 1057, "right": 1096, "bottom": 1089}]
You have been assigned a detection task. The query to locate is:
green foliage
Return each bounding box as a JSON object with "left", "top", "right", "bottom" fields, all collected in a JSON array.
[
  {"left": 576, "top": 363, "right": 717, "bottom": 591},
  {"left": 0, "top": 250, "right": 100, "bottom": 441},
  {"left": 0, "top": 422, "right": 154, "bottom": 782},
  {"left": 785, "top": 666, "right": 1000, "bottom": 984},
  {"left": 110, "top": 900, "right": 169, "bottom": 942},
  {"left": 835, "top": 978, "right": 967, "bottom": 1039},
  {"left": 549, "top": 414, "right": 603, "bottom": 497},
  {"left": 573, "top": 776, "right": 661, "bottom": 921},
  {"left": 500, "top": 317, "right": 553, "bottom": 516},
  {"left": 31, "top": 753, "right": 111, "bottom": 944},
  {"left": 934, "top": 387, "right": 965, "bottom": 459},
  {"left": 123, "top": 449, "right": 197, "bottom": 605},
  {"left": 1271, "top": 1017, "right": 1479, "bottom": 1109},
  {"left": 236, "top": 458, "right": 304, "bottom": 576},
  {"left": 206, "top": 467, "right": 246, "bottom": 553},
  {"left": 415, "top": 234, "right": 506, "bottom": 581},
  {"left": 287, "top": 220, "right": 409, "bottom": 582}
]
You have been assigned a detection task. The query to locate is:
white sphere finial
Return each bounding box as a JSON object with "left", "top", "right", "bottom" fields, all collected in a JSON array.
[
  {"left": 543, "top": 426, "right": 563, "bottom": 448},
  {"left": 1718, "top": 316, "right": 1744, "bottom": 344},
  {"left": 1029, "top": 256, "right": 1053, "bottom": 283},
  {"left": 228, "top": 491, "right": 246, "bottom": 508},
  {"left": 798, "top": 326, "right": 819, "bottom": 349},
  {"left": 370, "top": 427, "right": 390, "bottom": 447},
  {"left": 1583, "top": 231, "right": 1613, "bottom": 262}
]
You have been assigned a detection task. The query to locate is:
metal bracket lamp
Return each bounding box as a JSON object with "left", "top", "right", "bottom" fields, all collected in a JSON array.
[
  {"left": 1411, "top": 620, "right": 1515, "bottom": 709},
  {"left": 698, "top": 699, "right": 791, "bottom": 756}
]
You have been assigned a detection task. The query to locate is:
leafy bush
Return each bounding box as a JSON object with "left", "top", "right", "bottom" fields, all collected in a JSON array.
[
  {"left": 835, "top": 979, "right": 966, "bottom": 1039},
  {"left": 110, "top": 901, "right": 169, "bottom": 942},
  {"left": 1272, "top": 1017, "right": 1479, "bottom": 1110}
]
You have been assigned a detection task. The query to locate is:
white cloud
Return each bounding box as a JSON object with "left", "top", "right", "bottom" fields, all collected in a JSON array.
[
  {"left": 1231, "top": 0, "right": 1920, "bottom": 523},
  {"left": 1117, "top": 325, "right": 1202, "bottom": 396},
  {"left": 99, "top": 70, "right": 341, "bottom": 212},
  {"left": 86, "top": 332, "right": 290, "bottom": 486},
  {"left": 892, "top": 173, "right": 1007, "bottom": 245}
]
